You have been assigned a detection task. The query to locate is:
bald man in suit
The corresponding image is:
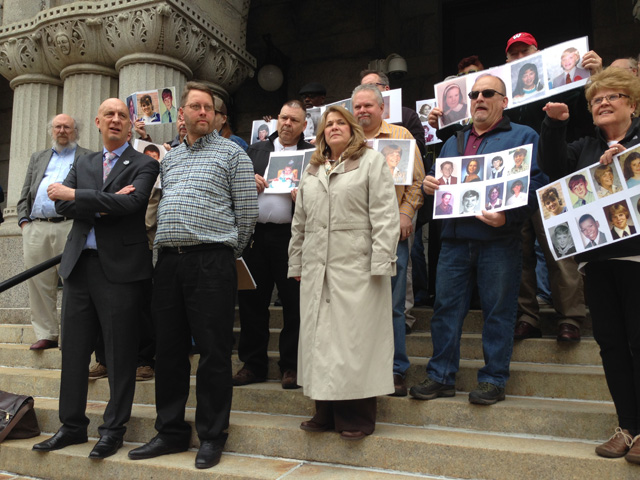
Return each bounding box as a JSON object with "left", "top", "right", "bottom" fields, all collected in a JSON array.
[{"left": 33, "top": 98, "right": 159, "bottom": 459}]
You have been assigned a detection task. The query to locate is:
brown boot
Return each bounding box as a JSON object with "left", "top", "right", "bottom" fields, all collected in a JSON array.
[{"left": 595, "top": 427, "right": 633, "bottom": 458}]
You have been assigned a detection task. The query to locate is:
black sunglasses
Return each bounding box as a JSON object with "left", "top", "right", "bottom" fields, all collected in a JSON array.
[{"left": 468, "top": 89, "right": 505, "bottom": 100}]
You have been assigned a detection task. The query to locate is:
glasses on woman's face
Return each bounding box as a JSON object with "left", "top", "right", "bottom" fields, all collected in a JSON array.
[
  {"left": 590, "top": 93, "right": 630, "bottom": 107},
  {"left": 468, "top": 89, "right": 505, "bottom": 100}
]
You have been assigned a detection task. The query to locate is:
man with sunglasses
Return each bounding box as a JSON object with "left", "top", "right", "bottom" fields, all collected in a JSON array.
[{"left": 411, "top": 74, "right": 544, "bottom": 405}]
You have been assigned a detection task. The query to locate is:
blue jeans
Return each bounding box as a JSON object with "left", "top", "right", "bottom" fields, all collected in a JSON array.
[
  {"left": 426, "top": 237, "right": 522, "bottom": 387},
  {"left": 391, "top": 239, "right": 410, "bottom": 376}
]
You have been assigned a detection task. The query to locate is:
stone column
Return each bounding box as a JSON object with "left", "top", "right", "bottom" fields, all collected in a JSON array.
[
  {"left": 116, "top": 53, "right": 191, "bottom": 145},
  {"left": 60, "top": 64, "right": 119, "bottom": 152},
  {"left": 4, "top": 74, "right": 63, "bottom": 219}
]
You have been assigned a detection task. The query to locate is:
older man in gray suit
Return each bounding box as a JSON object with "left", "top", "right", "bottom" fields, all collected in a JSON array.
[{"left": 17, "top": 114, "right": 91, "bottom": 350}]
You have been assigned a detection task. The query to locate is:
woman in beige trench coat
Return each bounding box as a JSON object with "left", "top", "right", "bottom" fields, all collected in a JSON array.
[{"left": 288, "top": 105, "right": 400, "bottom": 440}]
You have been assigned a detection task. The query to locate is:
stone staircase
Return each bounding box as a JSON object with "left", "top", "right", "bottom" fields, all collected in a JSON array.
[{"left": 0, "top": 304, "right": 637, "bottom": 479}]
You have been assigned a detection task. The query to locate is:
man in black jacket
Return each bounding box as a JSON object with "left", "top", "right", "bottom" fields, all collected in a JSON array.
[{"left": 233, "top": 99, "right": 313, "bottom": 389}]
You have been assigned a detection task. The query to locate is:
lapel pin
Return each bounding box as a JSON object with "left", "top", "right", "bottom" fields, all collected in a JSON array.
[{"left": 123, "top": 160, "right": 130, "bottom": 165}]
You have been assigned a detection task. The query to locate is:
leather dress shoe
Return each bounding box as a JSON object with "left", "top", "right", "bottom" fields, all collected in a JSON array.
[
  {"left": 128, "top": 436, "right": 188, "bottom": 460},
  {"left": 300, "top": 420, "right": 332, "bottom": 432},
  {"left": 281, "top": 369, "right": 300, "bottom": 389},
  {"left": 89, "top": 435, "right": 123, "bottom": 459},
  {"left": 30, "top": 339, "right": 58, "bottom": 350},
  {"left": 340, "top": 430, "right": 367, "bottom": 441},
  {"left": 232, "top": 367, "right": 266, "bottom": 386},
  {"left": 390, "top": 374, "right": 407, "bottom": 397},
  {"left": 195, "top": 440, "right": 224, "bottom": 469},
  {"left": 513, "top": 321, "right": 542, "bottom": 340},
  {"left": 557, "top": 323, "right": 580, "bottom": 342},
  {"left": 626, "top": 434, "right": 640, "bottom": 464},
  {"left": 33, "top": 430, "right": 87, "bottom": 451}
]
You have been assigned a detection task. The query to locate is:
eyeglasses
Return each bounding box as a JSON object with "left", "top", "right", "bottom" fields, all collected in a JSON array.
[
  {"left": 457, "top": 69, "right": 479, "bottom": 76},
  {"left": 468, "top": 89, "right": 505, "bottom": 100},
  {"left": 590, "top": 93, "right": 630, "bottom": 107},
  {"left": 186, "top": 103, "right": 215, "bottom": 112},
  {"left": 53, "top": 125, "right": 74, "bottom": 131}
]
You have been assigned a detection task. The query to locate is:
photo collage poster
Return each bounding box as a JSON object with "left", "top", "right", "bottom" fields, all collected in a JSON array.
[
  {"left": 433, "top": 36, "right": 591, "bottom": 128},
  {"left": 373, "top": 138, "right": 416, "bottom": 186},
  {"left": 538, "top": 144, "right": 640, "bottom": 261},
  {"left": 126, "top": 86, "right": 177, "bottom": 125},
  {"left": 263, "top": 150, "right": 307, "bottom": 193},
  {"left": 432, "top": 144, "right": 533, "bottom": 219},
  {"left": 415, "top": 99, "right": 443, "bottom": 146},
  {"left": 250, "top": 119, "right": 278, "bottom": 145}
]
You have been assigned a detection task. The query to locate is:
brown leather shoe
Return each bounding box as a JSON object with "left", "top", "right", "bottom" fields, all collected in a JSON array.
[
  {"left": 30, "top": 339, "right": 58, "bottom": 350},
  {"left": 595, "top": 427, "right": 633, "bottom": 458},
  {"left": 557, "top": 323, "right": 580, "bottom": 342},
  {"left": 89, "top": 363, "right": 108, "bottom": 380},
  {"left": 513, "top": 321, "right": 541, "bottom": 340},
  {"left": 389, "top": 374, "right": 407, "bottom": 397},
  {"left": 300, "top": 420, "right": 332, "bottom": 432},
  {"left": 340, "top": 430, "right": 367, "bottom": 440},
  {"left": 281, "top": 369, "right": 300, "bottom": 389},
  {"left": 626, "top": 435, "right": 640, "bottom": 464},
  {"left": 232, "top": 367, "right": 265, "bottom": 386},
  {"left": 136, "top": 365, "right": 154, "bottom": 381}
]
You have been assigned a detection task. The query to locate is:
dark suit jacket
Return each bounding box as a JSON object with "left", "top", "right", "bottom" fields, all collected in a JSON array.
[
  {"left": 17, "top": 145, "right": 92, "bottom": 223},
  {"left": 55, "top": 145, "right": 159, "bottom": 283},
  {"left": 437, "top": 176, "right": 457, "bottom": 185},
  {"left": 611, "top": 225, "right": 637, "bottom": 239}
]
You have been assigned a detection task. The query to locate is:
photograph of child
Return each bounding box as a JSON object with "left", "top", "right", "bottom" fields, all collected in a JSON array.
[
  {"left": 539, "top": 184, "right": 568, "bottom": 219},
  {"left": 621, "top": 151, "right": 640, "bottom": 188},
  {"left": 567, "top": 173, "right": 596, "bottom": 208},
  {"left": 605, "top": 201, "right": 637, "bottom": 239},
  {"left": 126, "top": 95, "right": 137, "bottom": 123},
  {"left": 160, "top": 87, "right": 178, "bottom": 124},
  {"left": 507, "top": 147, "right": 530, "bottom": 175},
  {"left": 460, "top": 189, "right": 481, "bottom": 215},
  {"left": 437, "top": 159, "right": 458, "bottom": 185},
  {"left": 578, "top": 213, "right": 608, "bottom": 248},
  {"left": 136, "top": 91, "right": 161, "bottom": 124},
  {"left": 485, "top": 184, "right": 504, "bottom": 210},
  {"left": 462, "top": 157, "right": 483, "bottom": 183},
  {"left": 591, "top": 163, "right": 623, "bottom": 198},
  {"left": 377, "top": 139, "right": 414, "bottom": 186},
  {"left": 251, "top": 120, "right": 271, "bottom": 145},
  {"left": 264, "top": 153, "right": 304, "bottom": 193},
  {"left": 550, "top": 223, "right": 576, "bottom": 258},
  {"left": 506, "top": 177, "right": 528, "bottom": 206},
  {"left": 435, "top": 190, "right": 454, "bottom": 216},
  {"left": 510, "top": 54, "right": 545, "bottom": 105},
  {"left": 436, "top": 78, "right": 468, "bottom": 128},
  {"left": 486, "top": 155, "right": 505, "bottom": 179}
]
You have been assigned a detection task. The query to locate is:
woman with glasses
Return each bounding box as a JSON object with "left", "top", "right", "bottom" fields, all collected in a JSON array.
[{"left": 538, "top": 67, "right": 640, "bottom": 464}]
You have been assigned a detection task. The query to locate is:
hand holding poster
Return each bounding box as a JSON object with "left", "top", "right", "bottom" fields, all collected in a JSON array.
[
  {"left": 432, "top": 144, "right": 533, "bottom": 218},
  {"left": 538, "top": 144, "right": 640, "bottom": 260}
]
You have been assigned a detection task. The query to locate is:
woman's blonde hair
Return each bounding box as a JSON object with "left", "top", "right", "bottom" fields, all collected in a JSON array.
[
  {"left": 585, "top": 67, "right": 640, "bottom": 116},
  {"left": 310, "top": 105, "right": 368, "bottom": 166}
]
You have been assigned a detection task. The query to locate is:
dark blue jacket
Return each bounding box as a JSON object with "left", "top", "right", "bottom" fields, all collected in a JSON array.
[{"left": 431, "top": 115, "right": 545, "bottom": 241}]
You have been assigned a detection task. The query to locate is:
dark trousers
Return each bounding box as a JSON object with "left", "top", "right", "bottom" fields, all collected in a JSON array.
[
  {"left": 59, "top": 253, "right": 141, "bottom": 438},
  {"left": 95, "top": 277, "right": 155, "bottom": 367},
  {"left": 237, "top": 223, "right": 300, "bottom": 376},
  {"left": 152, "top": 246, "right": 236, "bottom": 443},
  {"left": 311, "top": 398, "right": 377, "bottom": 434},
  {"left": 585, "top": 260, "right": 640, "bottom": 435}
]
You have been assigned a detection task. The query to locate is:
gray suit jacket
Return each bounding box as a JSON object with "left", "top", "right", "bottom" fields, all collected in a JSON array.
[{"left": 17, "top": 145, "right": 92, "bottom": 223}]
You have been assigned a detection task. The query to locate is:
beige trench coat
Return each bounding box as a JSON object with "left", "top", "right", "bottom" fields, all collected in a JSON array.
[{"left": 288, "top": 148, "right": 400, "bottom": 400}]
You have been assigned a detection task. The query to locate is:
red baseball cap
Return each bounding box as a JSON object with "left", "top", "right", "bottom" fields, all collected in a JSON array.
[{"left": 505, "top": 32, "right": 538, "bottom": 54}]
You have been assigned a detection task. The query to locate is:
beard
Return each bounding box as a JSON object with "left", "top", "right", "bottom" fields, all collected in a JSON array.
[{"left": 52, "top": 139, "right": 77, "bottom": 153}]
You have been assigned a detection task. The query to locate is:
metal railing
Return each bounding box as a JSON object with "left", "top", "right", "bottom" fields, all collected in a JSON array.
[{"left": 0, "top": 255, "right": 62, "bottom": 294}]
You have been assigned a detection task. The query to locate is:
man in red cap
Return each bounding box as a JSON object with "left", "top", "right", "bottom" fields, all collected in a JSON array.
[{"left": 505, "top": 32, "right": 539, "bottom": 62}]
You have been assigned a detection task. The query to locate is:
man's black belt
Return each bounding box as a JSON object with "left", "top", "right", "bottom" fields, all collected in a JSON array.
[
  {"left": 33, "top": 217, "right": 69, "bottom": 223},
  {"left": 160, "top": 243, "right": 228, "bottom": 254}
]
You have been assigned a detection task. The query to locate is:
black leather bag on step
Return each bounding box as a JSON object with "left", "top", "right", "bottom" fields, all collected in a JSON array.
[{"left": 0, "top": 391, "right": 40, "bottom": 442}]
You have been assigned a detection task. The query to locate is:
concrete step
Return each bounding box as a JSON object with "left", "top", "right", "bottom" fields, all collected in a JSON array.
[
  {"left": 0, "top": 305, "right": 594, "bottom": 336},
  {"left": 1, "top": 324, "right": 603, "bottom": 366},
  {"left": 24, "top": 398, "right": 638, "bottom": 480},
  {"left": 0, "top": 344, "right": 609, "bottom": 401},
  {"left": 0, "top": 367, "right": 615, "bottom": 441}
]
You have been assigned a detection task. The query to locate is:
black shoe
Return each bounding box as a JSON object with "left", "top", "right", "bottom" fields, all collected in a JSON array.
[
  {"left": 89, "top": 435, "right": 123, "bottom": 459},
  {"left": 468, "top": 382, "right": 505, "bottom": 405},
  {"left": 232, "top": 367, "right": 266, "bottom": 386},
  {"left": 33, "top": 430, "right": 88, "bottom": 451},
  {"left": 409, "top": 377, "right": 455, "bottom": 400},
  {"left": 195, "top": 440, "right": 224, "bottom": 469},
  {"left": 389, "top": 374, "right": 407, "bottom": 397},
  {"left": 128, "top": 436, "right": 189, "bottom": 460},
  {"left": 513, "top": 321, "right": 542, "bottom": 340},
  {"left": 557, "top": 323, "right": 581, "bottom": 342}
]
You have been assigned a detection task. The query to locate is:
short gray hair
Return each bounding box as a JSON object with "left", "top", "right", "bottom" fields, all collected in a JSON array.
[
  {"left": 47, "top": 115, "right": 80, "bottom": 141},
  {"left": 351, "top": 84, "right": 384, "bottom": 106}
]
